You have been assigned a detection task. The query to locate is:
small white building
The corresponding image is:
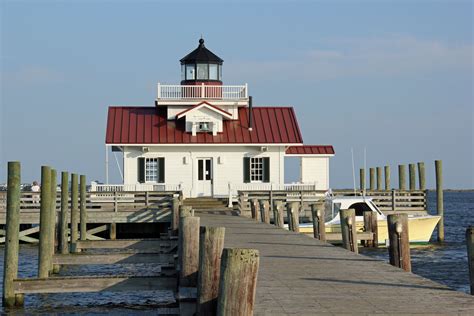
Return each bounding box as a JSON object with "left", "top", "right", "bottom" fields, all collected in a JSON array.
[{"left": 104, "top": 39, "right": 335, "bottom": 198}]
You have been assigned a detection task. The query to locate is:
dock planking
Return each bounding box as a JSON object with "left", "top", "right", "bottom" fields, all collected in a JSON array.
[{"left": 198, "top": 212, "right": 474, "bottom": 315}]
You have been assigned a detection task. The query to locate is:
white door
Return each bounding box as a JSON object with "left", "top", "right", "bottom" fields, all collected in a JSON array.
[{"left": 197, "top": 158, "right": 213, "bottom": 196}]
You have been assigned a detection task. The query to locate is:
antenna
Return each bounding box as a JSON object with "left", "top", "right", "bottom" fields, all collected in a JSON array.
[
  {"left": 363, "top": 147, "right": 367, "bottom": 197},
  {"left": 351, "top": 148, "right": 356, "bottom": 195}
]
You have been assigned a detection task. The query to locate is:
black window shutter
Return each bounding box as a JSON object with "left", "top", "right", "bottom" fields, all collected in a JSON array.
[
  {"left": 138, "top": 158, "right": 145, "bottom": 183},
  {"left": 263, "top": 157, "right": 270, "bottom": 183},
  {"left": 243, "top": 157, "right": 250, "bottom": 183},
  {"left": 158, "top": 158, "right": 165, "bottom": 183}
]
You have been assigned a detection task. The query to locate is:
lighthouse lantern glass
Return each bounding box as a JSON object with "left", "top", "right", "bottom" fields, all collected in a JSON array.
[
  {"left": 209, "top": 64, "right": 218, "bottom": 80},
  {"left": 186, "top": 64, "right": 195, "bottom": 80},
  {"left": 197, "top": 63, "right": 209, "bottom": 80}
]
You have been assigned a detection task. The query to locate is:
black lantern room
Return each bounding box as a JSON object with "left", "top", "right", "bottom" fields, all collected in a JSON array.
[{"left": 180, "top": 38, "right": 223, "bottom": 85}]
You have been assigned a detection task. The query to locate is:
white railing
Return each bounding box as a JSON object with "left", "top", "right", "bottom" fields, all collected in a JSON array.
[
  {"left": 90, "top": 183, "right": 182, "bottom": 192},
  {"left": 157, "top": 83, "right": 248, "bottom": 100},
  {"left": 230, "top": 182, "right": 318, "bottom": 192}
]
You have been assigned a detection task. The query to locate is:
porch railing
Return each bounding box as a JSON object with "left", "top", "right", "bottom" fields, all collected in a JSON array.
[{"left": 157, "top": 83, "right": 248, "bottom": 101}]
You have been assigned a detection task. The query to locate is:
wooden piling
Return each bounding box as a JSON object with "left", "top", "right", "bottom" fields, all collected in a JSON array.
[
  {"left": 260, "top": 200, "right": 270, "bottom": 224},
  {"left": 376, "top": 167, "right": 383, "bottom": 190},
  {"left": 387, "top": 214, "right": 411, "bottom": 272},
  {"left": 435, "top": 160, "right": 444, "bottom": 242},
  {"left": 197, "top": 227, "right": 225, "bottom": 315},
  {"left": 288, "top": 202, "right": 300, "bottom": 233},
  {"left": 59, "top": 171, "right": 69, "bottom": 254},
  {"left": 80, "top": 175, "right": 87, "bottom": 241},
  {"left": 398, "top": 165, "right": 406, "bottom": 190},
  {"left": 171, "top": 196, "right": 180, "bottom": 236},
  {"left": 384, "top": 166, "right": 390, "bottom": 190},
  {"left": 359, "top": 168, "right": 365, "bottom": 191},
  {"left": 2, "top": 162, "right": 21, "bottom": 308},
  {"left": 70, "top": 173, "right": 79, "bottom": 251},
  {"left": 275, "top": 201, "right": 284, "bottom": 228},
  {"left": 369, "top": 168, "right": 375, "bottom": 191},
  {"left": 217, "top": 248, "right": 259, "bottom": 316},
  {"left": 418, "top": 162, "right": 426, "bottom": 190},
  {"left": 363, "top": 211, "right": 376, "bottom": 247},
  {"left": 38, "top": 166, "right": 52, "bottom": 278},
  {"left": 466, "top": 226, "right": 474, "bottom": 295},
  {"left": 49, "top": 169, "right": 57, "bottom": 273},
  {"left": 339, "top": 209, "right": 358, "bottom": 254},
  {"left": 409, "top": 164, "right": 416, "bottom": 191},
  {"left": 311, "top": 204, "right": 325, "bottom": 242},
  {"left": 109, "top": 223, "right": 117, "bottom": 240},
  {"left": 250, "top": 199, "right": 260, "bottom": 221},
  {"left": 179, "top": 216, "right": 200, "bottom": 287}
]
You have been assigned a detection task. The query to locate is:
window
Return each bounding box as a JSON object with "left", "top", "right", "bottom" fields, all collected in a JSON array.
[
  {"left": 138, "top": 157, "right": 165, "bottom": 183},
  {"left": 250, "top": 157, "right": 264, "bottom": 182},
  {"left": 243, "top": 157, "right": 270, "bottom": 183},
  {"left": 197, "top": 63, "right": 209, "bottom": 79},
  {"left": 218, "top": 65, "right": 222, "bottom": 80},
  {"left": 186, "top": 64, "right": 195, "bottom": 80},
  {"left": 145, "top": 158, "right": 158, "bottom": 182},
  {"left": 209, "top": 64, "right": 218, "bottom": 80},
  {"left": 181, "top": 64, "right": 185, "bottom": 81}
]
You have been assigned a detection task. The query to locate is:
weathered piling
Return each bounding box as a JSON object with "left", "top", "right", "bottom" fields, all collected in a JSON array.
[
  {"left": 287, "top": 202, "right": 300, "bottom": 233},
  {"left": 274, "top": 201, "right": 284, "bottom": 228},
  {"left": 260, "top": 200, "right": 270, "bottom": 224},
  {"left": 409, "top": 164, "right": 416, "bottom": 191},
  {"left": 70, "top": 173, "right": 79, "bottom": 251},
  {"left": 466, "top": 226, "right": 474, "bottom": 295},
  {"left": 217, "top": 248, "right": 259, "bottom": 316},
  {"left": 398, "top": 165, "right": 406, "bottom": 190},
  {"left": 311, "top": 204, "right": 325, "bottom": 242},
  {"left": 2, "top": 162, "right": 21, "bottom": 307},
  {"left": 435, "top": 160, "right": 444, "bottom": 242},
  {"left": 109, "top": 223, "right": 117, "bottom": 240},
  {"left": 376, "top": 167, "right": 383, "bottom": 190},
  {"left": 418, "top": 162, "right": 426, "bottom": 190},
  {"left": 49, "top": 169, "right": 58, "bottom": 274},
  {"left": 250, "top": 199, "right": 260, "bottom": 221},
  {"left": 384, "top": 165, "right": 390, "bottom": 190},
  {"left": 179, "top": 215, "right": 200, "bottom": 287},
  {"left": 363, "top": 210, "right": 378, "bottom": 247},
  {"left": 171, "top": 196, "right": 180, "bottom": 235},
  {"left": 59, "top": 171, "right": 69, "bottom": 254},
  {"left": 339, "top": 209, "right": 358, "bottom": 254},
  {"left": 80, "top": 175, "right": 87, "bottom": 241},
  {"left": 369, "top": 168, "right": 375, "bottom": 191},
  {"left": 387, "top": 214, "right": 411, "bottom": 272},
  {"left": 359, "top": 168, "right": 365, "bottom": 191},
  {"left": 38, "top": 166, "right": 52, "bottom": 278},
  {"left": 197, "top": 227, "right": 225, "bottom": 315}
]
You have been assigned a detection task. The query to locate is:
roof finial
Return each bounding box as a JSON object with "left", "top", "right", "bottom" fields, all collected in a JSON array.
[{"left": 199, "top": 36, "right": 204, "bottom": 46}]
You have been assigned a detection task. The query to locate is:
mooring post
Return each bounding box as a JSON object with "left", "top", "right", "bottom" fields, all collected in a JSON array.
[
  {"left": 384, "top": 165, "right": 391, "bottom": 190},
  {"left": 109, "top": 223, "right": 117, "bottom": 240},
  {"left": 435, "top": 160, "right": 444, "bottom": 242},
  {"left": 409, "top": 163, "right": 416, "bottom": 191},
  {"left": 250, "top": 199, "right": 260, "bottom": 221},
  {"left": 369, "top": 167, "right": 375, "bottom": 191},
  {"left": 2, "top": 162, "right": 22, "bottom": 307},
  {"left": 287, "top": 202, "right": 300, "bottom": 233},
  {"left": 70, "top": 173, "right": 79, "bottom": 252},
  {"left": 197, "top": 226, "right": 225, "bottom": 315},
  {"left": 311, "top": 204, "right": 326, "bottom": 242},
  {"left": 387, "top": 214, "right": 411, "bottom": 272},
  {"left": 38, "top": 166, "right": 52, "bottom": 278},
  {"left": 275, "top": 201, "right": 284, "bottom": 228},
  {"left": 359, "top": 168, "right": 365, "bottom": 191},
  {"left": 79, "top": 175, "right": 87, "bottom": 241},
  {"left": 376, "top": 167, "right": 382, "bottom": 190},
  {"left": 363, "top": 210, "right": 373, "bottom": 247},
  {"left": 417, "top": 162, "right": 426, "bottom": 190},
  {"left": 260, "top": 200, "right": 270, "bottom": 224},
  {"left": 217, "top": 248, "right": 259, "bottom": 316},
  {"left": 398, "top": 165, "right": 406, "bottom": 190},
  {"left": 59, "top": 171, "right": 69, "bottom": 254},
  {"left": 171, "top": 196, "right": 180, "bottom": 236},
  {"left": 179, "top": 215, "right": 200, "bottom": 287},
  {"left": 49, "top": 169, "right": 58, "bottom": 274},
  {"left": 466, "top": 227, "right": 474, "bottom": 295},
  {"left": 339, "top": 209, "right": 358, "bottom": 254}
]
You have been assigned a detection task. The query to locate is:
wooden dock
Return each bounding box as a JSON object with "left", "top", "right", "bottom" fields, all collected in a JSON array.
[{"left": 198, "top": 212, "right": 474, "bottom": 315}]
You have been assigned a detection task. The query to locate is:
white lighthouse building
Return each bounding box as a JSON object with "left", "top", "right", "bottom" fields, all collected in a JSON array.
[{"left": 104, "top": 39, "right": 335, "bottom": 198}]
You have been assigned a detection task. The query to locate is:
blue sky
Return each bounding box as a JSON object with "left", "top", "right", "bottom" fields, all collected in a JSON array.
[{"left": 1, "top": 0, "right": 473, "bottom": 189}]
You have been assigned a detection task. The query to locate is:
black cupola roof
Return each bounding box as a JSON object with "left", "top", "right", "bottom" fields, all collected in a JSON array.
[{"left": 180, "top": 38, "right": 223, "bottom": 64}]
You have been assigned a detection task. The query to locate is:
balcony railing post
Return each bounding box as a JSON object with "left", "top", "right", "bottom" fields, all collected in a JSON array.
[
  {"left": 201, "top": 83, "right": 205, "bottom": 98},
  {"left": 157, "top": 83, "right": 161, "bottom": 99},
  {"left": 245, "top": 83, "right": 248, "bottom": 98}
]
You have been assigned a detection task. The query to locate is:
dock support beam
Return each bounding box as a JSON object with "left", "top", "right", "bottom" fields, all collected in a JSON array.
[
  {"left": 387, "top": 214, "right": 411, "bottom": 272},
  {"left": 171, "top": 196, "right": 180, "bottom": 236},
  {"left": 418, "top": 162, "right": 426, "bottom": 190},
  {"left": 398, "top": 165, "right": 406, "bottom": 190},
  {"left": 311, "top": 204, "right": 326, "bottom": 242},
  {"left": 376, "top": 167, "right": 382, "bottom": 191},
  {"left": 179, "top": 215, "right": 200, "bottom": 287},
  {"left": 369, "top": 168, "right": 375, "bottom": 191},
  {"left": 59, "top": 171, "right": 69, "bottom": 254},
  {"left": 70, "top": 173, "right": 79, "bottom": 252},
  {"left": 80, "top": 175, "right": 87, "bottom": 241},
  {"left": 49, "top": 169, "right": 58, "bottom": 274},
  {"left": 340, "top": 209, "right": 358, "bottom": 254},
  {"left": 2, "top": 162, "right": 21, "bottom": 308},
  {"left": 38, "top": 166, "right": 52, "bottom": 278},
  {"left": 359, "top": 168, "right": 365, "bottom": 191},
  {"left": 409, "top": 163, "right": 416, "bottom": 191},
  {"left": 384, "top": 166, "right": 390, "bottom": 190},
  {"left": 435, "top": 160, "right": 444, "bottom": 242},
  {"left": 217, "top": 248, "right": 259, "bottom": 316}
]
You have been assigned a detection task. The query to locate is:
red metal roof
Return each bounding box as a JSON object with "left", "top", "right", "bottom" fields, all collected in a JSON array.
[
  {"left": 105, "top": 106, "right": 303, "bottom": 144},
  {"left": 285, "top": 145, "right": 335, "bottom": 155}
]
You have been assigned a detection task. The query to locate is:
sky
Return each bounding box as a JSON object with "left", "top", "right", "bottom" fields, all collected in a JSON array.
[{"left": 1, "top": 0, "right": 473, "bottom": 189}]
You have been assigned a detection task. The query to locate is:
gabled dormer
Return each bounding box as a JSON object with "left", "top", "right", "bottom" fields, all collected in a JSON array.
[{"left": 175, "top": 101, "right": 232, "bottom": 136}]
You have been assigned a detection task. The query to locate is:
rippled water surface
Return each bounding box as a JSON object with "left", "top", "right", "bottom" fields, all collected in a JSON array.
[{"left": 1, "top": 191, "right": 473, "bottom": 314}]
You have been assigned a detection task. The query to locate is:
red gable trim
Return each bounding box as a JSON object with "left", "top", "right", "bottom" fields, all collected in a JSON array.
[
  {"left": 286, "top": 145, "right": 335, "bottom": 155},
  {"left": 175, "top": 101, "right": 233, "bottom": 119},
  {"left": 105, "top": 106, "right": 303, "bottom": 144}
]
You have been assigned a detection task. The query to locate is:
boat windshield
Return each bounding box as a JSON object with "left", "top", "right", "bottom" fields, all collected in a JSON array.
[
  {"left": 367, "top": 200, "right": 383, "bottom": 215},
  {"left": 325, "top": 200, "right": 341, "bottom": 220}
]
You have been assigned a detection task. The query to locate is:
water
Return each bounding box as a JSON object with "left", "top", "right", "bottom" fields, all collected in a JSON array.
[
  {"left": 1, "top": 191, "right": 473, "bottom": 313},
  {"left": 360, "top": 191, "right": 474, "bottom": 294}
]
